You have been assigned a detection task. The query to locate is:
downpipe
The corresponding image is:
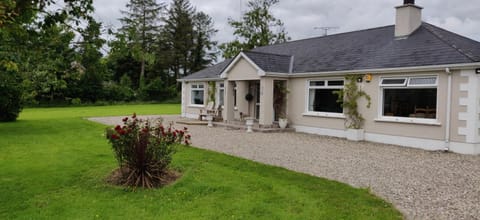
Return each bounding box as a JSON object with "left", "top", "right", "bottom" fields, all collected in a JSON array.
[{"left": 444, "top": 67, "right": 452, "bottom": 152}]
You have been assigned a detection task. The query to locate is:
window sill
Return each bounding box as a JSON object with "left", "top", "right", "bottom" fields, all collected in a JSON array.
[
  {"left": 302, "top": 112, "right": 346, "bottom": 119},
  {"left": 374, "top": 117, "right": 441, "bottom": 126},
  {"left": 188, "top": 104, "right": 205, "bottom": 108}
]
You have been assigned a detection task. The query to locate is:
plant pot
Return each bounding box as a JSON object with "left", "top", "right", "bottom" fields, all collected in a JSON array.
[
  {"left": 346, "top": 128, "right": 364, "bottom": 141},
  {"left": 206, "top": 115, "right": 213, "bottom": 127},
  {"left": 278, "top": 118, "right": 288, "bottom": 129}
]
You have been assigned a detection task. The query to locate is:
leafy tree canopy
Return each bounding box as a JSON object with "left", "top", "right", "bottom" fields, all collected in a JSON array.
[{"left": 220, "top": 0, "right": 289, "bottom": 58}]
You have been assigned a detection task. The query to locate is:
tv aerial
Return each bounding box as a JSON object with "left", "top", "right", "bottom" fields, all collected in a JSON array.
[{"left": 314, "top": 27, "right": 339, "bottom": 36}]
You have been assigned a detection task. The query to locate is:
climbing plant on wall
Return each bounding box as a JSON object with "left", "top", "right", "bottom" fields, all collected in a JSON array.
[{"left": 334, "top": 75, "right": 371, "bottom": 129}]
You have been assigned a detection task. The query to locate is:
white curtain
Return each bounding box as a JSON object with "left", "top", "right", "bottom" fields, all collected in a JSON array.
[{"left": 308, "top": 89, "right": 315, "bottom": 111}]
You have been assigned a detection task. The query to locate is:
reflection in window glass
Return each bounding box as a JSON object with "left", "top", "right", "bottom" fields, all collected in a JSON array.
[{"left": 383, "top": 88, "right": 437, "bottom": 118}]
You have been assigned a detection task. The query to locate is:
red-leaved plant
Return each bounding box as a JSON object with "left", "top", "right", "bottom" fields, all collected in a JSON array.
[{"left": 106, "top": 113, "right": 191, "bottom": 188}]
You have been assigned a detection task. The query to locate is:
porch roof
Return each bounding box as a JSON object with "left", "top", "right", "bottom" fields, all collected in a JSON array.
[{"left": 242, "top": 51, "right": 292, "bottom": 73}]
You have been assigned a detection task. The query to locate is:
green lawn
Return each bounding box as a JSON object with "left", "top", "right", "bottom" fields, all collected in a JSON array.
[{"left": 0, "top": 104, "right": 402, "bottom": 219}]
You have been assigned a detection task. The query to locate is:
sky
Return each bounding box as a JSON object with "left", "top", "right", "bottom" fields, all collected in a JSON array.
[{"left": 92, "top": 0, "right": 480, "bottom": 48}]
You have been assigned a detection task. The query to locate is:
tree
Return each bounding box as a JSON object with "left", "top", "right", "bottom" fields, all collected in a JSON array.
[
  {"left": 161, "top": 0, "right": 218, "bottom": 84},
  {"left": 23, "top": 24, "right": 80, "bottom": 103},
  {"left": 190, "top": 12, "right": 218, "bottom": 73},
  {"left": 220, "top": 0, "right": 289, "bottom": 58},
  {"left": 162, "top": 0, "right": 195, "bottom": 81},
  {"left": 119, "top": 0, "right": 165, "bottom": 88},
  {"left": 76, "top": 19, "right": 107, "bottom": 103},
  {"left": 0, "top": 0, "right": 93, "bottom": 28},
  {"left": 0, "top": 0, "right": 94, "bottom": 119},
  {"left": 0, "top": 61, "right": 23, "bottom": 122},
  {"left": 106, "top": 34, "right": 142, "bottom": 88}
]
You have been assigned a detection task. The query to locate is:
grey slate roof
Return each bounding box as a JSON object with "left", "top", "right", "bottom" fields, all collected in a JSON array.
[
  {"left": 182, "top": 59, "right": 231, "bottom": 80},
  {"left": 242, "top": 51, "right": 292, "bottom": 73},
  {"left": 183, "top": 22, "right": 480, "bottom": 80}
]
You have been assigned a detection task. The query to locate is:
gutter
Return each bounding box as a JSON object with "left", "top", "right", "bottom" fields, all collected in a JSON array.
[
  {"left": 444, "top": 67, "right": 452, "bottom": 151},
  {"left": 287, "top": 62, "right": 480, "bottom": 78},
  {"left": 177, "top": 78, "right": 222, "bottom": 82}
]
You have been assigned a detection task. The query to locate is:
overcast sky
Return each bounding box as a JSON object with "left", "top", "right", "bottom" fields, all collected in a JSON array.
[{"left": 92, "top": 0, "right": 480, "bottom": 47}]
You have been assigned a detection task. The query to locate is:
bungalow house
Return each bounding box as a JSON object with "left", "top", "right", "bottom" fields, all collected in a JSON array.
[{"left": 178, "top": 0, "right": 480, "bottom": 155}]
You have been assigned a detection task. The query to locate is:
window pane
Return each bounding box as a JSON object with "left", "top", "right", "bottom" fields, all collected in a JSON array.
[
  {"left": 327, "top": 80, "right": 344, "bottom": 86},
  {"left": 219, "top": 83, "right": 224, "bottom": 88},
  {"left": 381, "top": 78, "right": 406, "bottom": 85},
  {"left": 308, "top": 89, "right": 343, "bottom": 113},
  {"left": 383, "top": 88, "right": 437, "bottom": 118},
  {"left": 310, "top": 81, "right": 325, "bottom": 86},
  {"left": 408, "top": 77, "right": 436, "bottom": 86},
  {"left": 219, "top": 89, "right": 224, "bottom": 106},
  {"left": 191, "top": 90, "right": 204, "bottom": 105},
  {"left": 191, "top": 85, "right": 198, "bottom": 89},
  {"left": 198, "top": 84, "right": 204, "bottom": 88}
]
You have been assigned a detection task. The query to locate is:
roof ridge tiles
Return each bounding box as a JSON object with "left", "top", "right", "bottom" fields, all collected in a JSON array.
[
  {"left": 258, "top": 24, "right": 395, "bottom": 48},
  {"left": 243, "top": 50, "right": 292, "bottom": 57}
]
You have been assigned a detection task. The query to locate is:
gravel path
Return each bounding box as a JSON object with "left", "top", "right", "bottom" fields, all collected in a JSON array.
[{"left": 89, "top": 115, "right": 480, "bottom": 220}]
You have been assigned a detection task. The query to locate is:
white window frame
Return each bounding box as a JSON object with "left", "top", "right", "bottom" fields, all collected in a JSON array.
[
  {"left": 303, "top": 78, "right": 345, "bottom": 118},
  {"left": 189, "top": 83, "right": 205, "bottom": 107},
  {"left": 217, "top": 82, "right": 225, "bottom": 108},
  {"left": 379, "top": 77, "right": 408, "bottom": 87},
  {"left": 377, "top": 75, "right": 440, "bottom": 125}
]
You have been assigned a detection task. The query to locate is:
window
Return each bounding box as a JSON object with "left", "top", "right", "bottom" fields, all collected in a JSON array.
[
  {"left": 233, "top": 82, "right": 237, "bottom": 107},
  {"left": 381, "top": 76, "right": 437, "bottom": 119},
  {"left": 307, "top": 79, "right": 344, "bottom": 113},
  {"left": 190, "top": 83, "right": 205, "bottom": 105},
  {"left": 218, "top": 83, "right": 224, "bottom": 107}
]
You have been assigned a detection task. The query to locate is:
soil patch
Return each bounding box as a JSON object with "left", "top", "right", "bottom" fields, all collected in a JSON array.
[{"left": 106, "top": 167, "right": 182, "bottom": 188}]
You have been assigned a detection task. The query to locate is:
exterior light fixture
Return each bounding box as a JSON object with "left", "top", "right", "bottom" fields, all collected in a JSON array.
[{"left": 364, "top": 74, "right": 373, "bottom": 82}]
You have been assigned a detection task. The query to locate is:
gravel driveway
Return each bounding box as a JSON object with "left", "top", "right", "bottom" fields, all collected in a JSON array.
[{"left": 89, "top": 115, "right": 480, "bottom": 220}]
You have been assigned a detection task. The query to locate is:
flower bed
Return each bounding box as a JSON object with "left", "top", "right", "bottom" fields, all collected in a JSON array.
[{"left": 106, "top": 113, "right": 190, "bottom": 188}]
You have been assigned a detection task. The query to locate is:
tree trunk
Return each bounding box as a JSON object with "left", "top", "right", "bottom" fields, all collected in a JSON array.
[{"left": 140, "top": 58, "right": 145, "bottom": 88}]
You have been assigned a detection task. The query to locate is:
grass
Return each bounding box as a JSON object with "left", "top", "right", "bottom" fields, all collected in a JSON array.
[{"left": 0, "top": 104, "right": 403, "bottom": 219}]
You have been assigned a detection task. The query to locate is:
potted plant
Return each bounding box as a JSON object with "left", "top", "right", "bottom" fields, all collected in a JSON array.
[
  {"left": 278, "top": 114, "right": 288, "bottom": 129},
  {"left": 273, "top": 81, "right": 289, "bottom": 129},
  {"left": 334, "top": 75, "right": 371, "bottom": 141}
]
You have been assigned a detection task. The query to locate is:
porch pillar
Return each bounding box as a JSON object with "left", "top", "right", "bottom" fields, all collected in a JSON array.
[
  {"left": 259, "top": 77, "right": 274, "bottom": 126},
  {"left": 224, "top": 80, "right": 235, "bottom": 122},
  {"left": 236, "top": 81, "right": 249, "bottom": 117},
  {"left": 181, "top": 82, "right": 186, "bottom": 117}
]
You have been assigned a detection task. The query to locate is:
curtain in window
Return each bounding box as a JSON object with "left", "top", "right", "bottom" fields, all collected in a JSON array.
[{"left": 308, "top": 89, "right": 315, "bottom": 111}]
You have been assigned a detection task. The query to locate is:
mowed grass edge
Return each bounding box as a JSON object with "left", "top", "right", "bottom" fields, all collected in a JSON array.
[{"left": 0, "top": 104, "right": 403, "bottom": 219}]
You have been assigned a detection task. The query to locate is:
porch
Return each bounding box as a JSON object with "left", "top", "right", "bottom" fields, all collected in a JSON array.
[{"left": 222, "top": 78, "right": 288, "bottom": 127}]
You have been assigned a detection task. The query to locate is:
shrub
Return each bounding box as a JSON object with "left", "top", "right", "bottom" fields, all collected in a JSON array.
[
  {"left": 0, "top": 64, "right": 23, "bottom": 122},
  {"left": 103, "top": 81, "right": 135, "bottom": 101},
  {"left": 70, "top": 98, "right": 82, "bottom": 105},
  {"left": 106, "top": 113, "right": 191, "bottom": 188},
  {"left": 139, "top": 77, "right": 176, "bottom": 102}
]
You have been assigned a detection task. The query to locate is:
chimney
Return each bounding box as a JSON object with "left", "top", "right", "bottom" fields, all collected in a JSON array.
[{"left": 395, "top": 0, "right": 423, "bottom": 38}]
